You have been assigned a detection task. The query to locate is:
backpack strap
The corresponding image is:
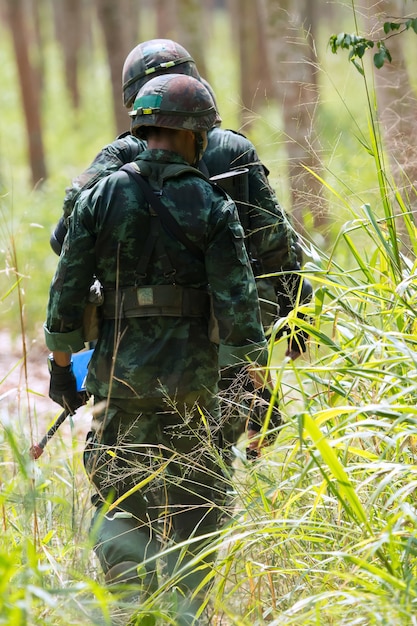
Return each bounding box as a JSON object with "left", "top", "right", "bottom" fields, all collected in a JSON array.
[
  {"left": 121, "top": 162, "right": 205, "bottom": 263},
  {"left": 134, "top": 209, "right": 175, "bottom": 282}
]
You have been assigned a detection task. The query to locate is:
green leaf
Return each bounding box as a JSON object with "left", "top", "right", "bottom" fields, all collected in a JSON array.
[
  {"left": 382, "top": 42, "right": 392, "bottom": 63},
  {"left": 329, "top": 34, "right": 337, "bottom": 53},
  {"left": 385, "top": 21, "right": 401, "bottom": 33},
  {"left": 337, "top": 32, "right": 350, "bottom": 47},
  {"left": 373, "top": 42, "right": 392, "bottom": 69},
  {"left": 373, "top": 51, "right": 385, "bottom": 69},
  {"left": 355, "top": 43, "right": 366, "bottom": 58},
  {"left": 302, "top": 412, "right": 371, "bottom": 530}
]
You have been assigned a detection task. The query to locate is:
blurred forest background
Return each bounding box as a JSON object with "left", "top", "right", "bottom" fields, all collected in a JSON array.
[
  {"left": 1, "top": 0, "right": 417, "bottom": 335},
  {"left": 3, "top": 3, "right": 417, "bottom": 623}
]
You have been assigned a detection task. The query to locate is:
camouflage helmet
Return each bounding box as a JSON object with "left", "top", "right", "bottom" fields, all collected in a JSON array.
[
  {"left": 129, "top": 74, "right": 221, "bottom": 137},
  {"left": 201, "top": 78, "right": 221, "bottom": 127},
  {"left": 122, "top": 39, "right": 201, "bottom": 108}
]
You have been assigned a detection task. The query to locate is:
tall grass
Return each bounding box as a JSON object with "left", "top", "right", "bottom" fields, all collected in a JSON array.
[
  {"left": 2, "top": 5, "right": 417, "bottom": 626},
  {"left": 216, "top": 34, "right": 417, "bottom": 623}
]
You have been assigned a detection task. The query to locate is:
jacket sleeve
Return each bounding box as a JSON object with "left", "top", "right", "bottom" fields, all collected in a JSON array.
[
  {"left": 204, "top": 198, "right": 268, "bottom": 367},
  {"left": 62, "top": 135, "right": 145, "bottom": 219},
  {"left": 226, "top": 132, "right": 312, "bottom": 322},
  {"left": 50, "top": 136, "right": 145, "bottom": 256},
  {"left": 44, "top": 186, "right": 100, "bottom": 352}
]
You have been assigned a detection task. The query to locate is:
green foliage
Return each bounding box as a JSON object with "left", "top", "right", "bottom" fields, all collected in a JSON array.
[
  {"left": 384, "top": 17, "right": 417, "bottom": 35},
  {"left": 329, "top": 16, "right": 417, "bottom": 72},
  {"left": 328, "top": 32, "right": 393, "bottom": 73}
]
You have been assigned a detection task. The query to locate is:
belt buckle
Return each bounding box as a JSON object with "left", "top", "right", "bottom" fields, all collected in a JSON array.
[{"left": 137, "top": 287, "right": 153, "bottom": 306}]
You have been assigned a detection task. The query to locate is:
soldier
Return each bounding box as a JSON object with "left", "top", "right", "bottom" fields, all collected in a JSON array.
[
  {"left": 44, "top": 74, "right": 270, "bottom": 624},
  {"left": 49, "top": 38, "right": 311, "bottom": 456},
  {"left": 51, "top": 39, "right": 310, "bottom": 354}
]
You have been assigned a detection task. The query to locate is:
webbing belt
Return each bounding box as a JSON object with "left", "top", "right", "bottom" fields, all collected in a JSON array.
[{"left": 103, "top": 285, "right": 209, "bottom": 319}]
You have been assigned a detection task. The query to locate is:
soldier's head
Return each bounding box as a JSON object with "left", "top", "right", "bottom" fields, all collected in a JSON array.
[
  {"left": 129, "top": 74, "right": 221, "bottom": 166},
  {"left": 122, "top": 39, "right": 201, "bottom": 109}
]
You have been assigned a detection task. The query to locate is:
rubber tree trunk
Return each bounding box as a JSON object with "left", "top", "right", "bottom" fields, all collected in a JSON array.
[
  {"left": 366, "top": 0, "right": 417, "bottom": 221},
  {"left": 263, "top": 0, "right": 325, "bottom": 235},
  {"left": 96, "top": 0, "right": 133, "bottom": 134},
  {"left": 6, "top": 0, "right": 47, "bottom": 187}
]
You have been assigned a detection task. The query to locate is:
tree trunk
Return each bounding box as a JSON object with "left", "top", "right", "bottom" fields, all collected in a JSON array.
[
  {"left": 176, "top": 0, "right": 208, "bottom": 77},
  {"left": 122, "top": 0, "right": 140, "bottom": 53},
  {"left": 30, "top": 0, "right": 45, "bottom": 96},
  {"left": 366, "top": 0, "right": 417, "bottom": 221},
  {"left": 62, "top": 0, "right": 82, "bottom": 109},
  {"left": 5, "top": 0, "right": 47, "bottom": 187},
  {"left": 231, "top": 0, "right": 270, "bottom": 129},
  {"left": 263, "top": 0, "right": 324, "bottom": 234},
  {"left": 96, "top": 0, "right": 132, "bottom": 134},
  {"left": 155, "top": 0, "right": 177, "bottom": 38}
]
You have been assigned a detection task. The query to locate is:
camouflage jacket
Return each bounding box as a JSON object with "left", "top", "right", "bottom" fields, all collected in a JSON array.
[
  {"left": 57, "top": 128, "right": 307, "bottom": 330},
  {"left": 45, "top": 150, "right": 267, "bottom": 402}
]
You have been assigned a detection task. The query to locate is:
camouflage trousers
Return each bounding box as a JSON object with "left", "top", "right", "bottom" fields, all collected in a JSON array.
[{"left": 83, "top": 389, "right": 225, "bottom": 596}]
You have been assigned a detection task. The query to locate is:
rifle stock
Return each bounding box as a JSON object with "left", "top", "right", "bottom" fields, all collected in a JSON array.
[{"left": 210, "top": 168, "right": 249, "bottom": 207}]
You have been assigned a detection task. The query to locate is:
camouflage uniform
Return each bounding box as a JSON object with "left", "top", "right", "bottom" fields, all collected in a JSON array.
[
  {"left": 49, "top": 126, "right": 307, "bottom": 457},
  {"left": 51, "top": 38, "right": 307, "bottom": 342},
  {"left": 44, "top": 148, "right": 267, "bottom": 599},
  {"left": 58, "top": 129, "right": 300, "bottom": 309}
]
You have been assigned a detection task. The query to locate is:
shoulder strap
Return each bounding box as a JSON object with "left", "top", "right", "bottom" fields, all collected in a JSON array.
[{"left": 121, "top": 162, "right": 205, "bottom": 263}]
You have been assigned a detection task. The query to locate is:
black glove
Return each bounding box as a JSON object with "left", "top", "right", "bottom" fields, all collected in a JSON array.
[
  {"left": 245, "top": 386, "right": 281, "bottom": 461},
  {"left": 247, "top": 386, "right": 282, "bottom": 444},
  {"left": 277, "top": 315, "right": 309, "bottom": 356},
  {"left": 50, "top": 216, "right": 67, "bottom": 256},
  {"left": 276, "top": 277, "right": 313, "bottom": 356},
  {"left": 48, "top": 359, "right": 86, "bottom": 414}
]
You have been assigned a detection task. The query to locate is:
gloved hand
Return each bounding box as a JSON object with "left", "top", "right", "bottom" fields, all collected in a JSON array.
[
  {"left": 276, "top": 277, "right": 313, "bottom": 359},
  {"left": 279, "top": 316, "right": 309, "bottom": 359},
  {"left": 247, "top": 386, "right": 281, "bottom": 441},
  {"left": 48, "top": 360, "right": 86, "bottom": 414},
  {"left": 49, "top": 216, "right": 67, "bottom": 256},
  {"left": 246, "top": 386, "right": 281, "bottom": 460}
]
